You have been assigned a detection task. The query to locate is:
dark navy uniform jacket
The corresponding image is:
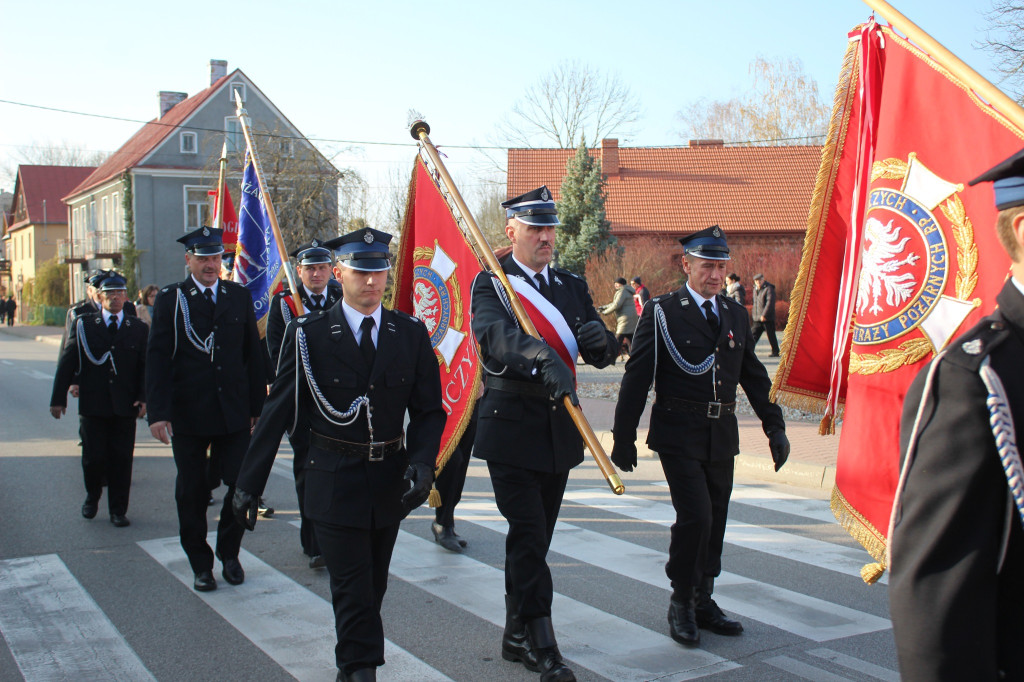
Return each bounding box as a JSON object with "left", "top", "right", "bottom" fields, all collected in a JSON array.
[
  {"left": 145, "top": 278, "right": 265, "bottom": 437},
  {"left": 265, "top": 281, "right": 342, "bottom": 376},
  {"left": 51, "top": 311, "right": 147, "bottom": 417},
  {"left": 890, "top": 280, "right": 1024, "bottom": 682},
  {"left": 470, "top": 256, "right": 617, "bottom": 473},
  {"left": 613, "top": 287, "right": 784, "bottom": 460},
  {"left": 237, "top": 303, "right": 445, "bottom": 529}
]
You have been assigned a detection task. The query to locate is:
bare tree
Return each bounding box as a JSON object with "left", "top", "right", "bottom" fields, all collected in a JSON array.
[
  {"left": 677, "top": 57, "right": 830, "bottom": 145},
  {"left": 1, "top": 140, "right": 110, "bottom": 189},
  {"left": 472, "top": 184, "right": 508, "bottom": 248},
  {"left": 979, "top": 0, "right": 1024, "bottom": 103},
  {"left": 495, "top": 61, "right": 642, "bottom": 148}
]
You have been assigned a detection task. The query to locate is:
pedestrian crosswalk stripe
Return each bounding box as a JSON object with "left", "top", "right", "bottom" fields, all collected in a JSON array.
[
  {"left": 456, "top": 499, "right": 891, "bottom": 642},
  {"left": 764, "top": 654, "right": 856, "bottom": 681},
  {"left": 0, "top": 554, "right": 156, "bottom": 681},
  {"left": 390, "top": 529, "right": 741, "bottom": 681},
  {"left": 806, "top": 648, "right": 899, "bottom": 681},
  {"left": 725, "top": 484, "right": 840, "bottom": 524},
  {"left": 138, "top": 535, "right": 453, "bottom": 682},
  {"left": 565, "top": 489, "right": 889, "bottom": 584}
]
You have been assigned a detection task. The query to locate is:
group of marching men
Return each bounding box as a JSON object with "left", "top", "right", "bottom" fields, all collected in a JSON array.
[{"left": 49, "top": 145, "right": 1024, "bottom": 680}]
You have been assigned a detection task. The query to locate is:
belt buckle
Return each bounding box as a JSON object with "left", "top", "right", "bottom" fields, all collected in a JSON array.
[
  {"left": 707, "top": 402, "right": 722, "bottom": 419},
  {"left": 368, "top": 443, "right": 384, "bottom": 462}
]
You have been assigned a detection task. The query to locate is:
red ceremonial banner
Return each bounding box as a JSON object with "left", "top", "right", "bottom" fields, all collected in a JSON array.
[
  {"left": 772, "top": 19, "right": 1024, "bottom": 575},
  {"left": 212, "top": 181, "right": 240, "bottom": 247},
  {"left": 391, "top": 157, "right": 483, "bottom": 472}
]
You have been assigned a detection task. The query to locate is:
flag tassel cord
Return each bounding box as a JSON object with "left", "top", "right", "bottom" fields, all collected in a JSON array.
[
  {"left": 234, "top": 91, "right": 303, "bottom": 314},
  {"left": 409, "top": 119, "right": 624, "bottom": 495}
]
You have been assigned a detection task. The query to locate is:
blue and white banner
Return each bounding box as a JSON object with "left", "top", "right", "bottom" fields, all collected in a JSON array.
[{"left": 233, "top": 151, "right": 284, "bottom": 335}]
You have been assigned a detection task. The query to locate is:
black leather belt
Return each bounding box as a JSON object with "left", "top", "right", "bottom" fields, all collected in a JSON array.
[
  {"left": 655, "top": 395, "right": 736, "bottom": 419},
  {"left": 485, "top": 375, "right": 549, "bottom": 398},
  {"left": 309, "top": 432, "right": 404, "bottom": 461}
]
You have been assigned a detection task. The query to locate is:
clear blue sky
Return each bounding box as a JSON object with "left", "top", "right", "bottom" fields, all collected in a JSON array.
[{"left": 0, "top": 0, "right": 1004, "bottom": 203}]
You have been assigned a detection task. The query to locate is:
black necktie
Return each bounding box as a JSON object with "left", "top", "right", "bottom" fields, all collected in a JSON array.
[
  {"left": 311, "top": 294, "right": 324, "bottom": 311},
  {"left": 203, "top": 288, "right": 215, "bottom": 313},
  {"left": 702, "top": 300, "right": 720, "bottom": 336},
  {"left": 534, "top": 273, "right": 552, "bottom": 301},
  {"left": 359, "top": 317, "right": 376, "bottom": 366},
  {"left": 107, "top": 318, "right": 118, "bottom": 336}
]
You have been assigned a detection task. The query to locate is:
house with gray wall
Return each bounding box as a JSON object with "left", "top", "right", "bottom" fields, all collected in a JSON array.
[{"left": 62, "top": 60, "right": 337, "bottom": 301}]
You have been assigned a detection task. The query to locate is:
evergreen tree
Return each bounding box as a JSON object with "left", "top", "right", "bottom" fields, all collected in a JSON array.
[{"left": 556, "top": 141, "right": 617, "bottom": 275}]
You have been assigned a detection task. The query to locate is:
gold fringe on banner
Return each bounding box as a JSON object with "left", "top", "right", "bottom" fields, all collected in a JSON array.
[
  {"left": 428, "top": 483, "right": 442, "bottom": 509},
  {"left": 831, "top": 484, "right": 888, "bottom": 583},
  {"left": 770, "top": 34, "right": 861, "bottom": 411},
  {"left": 818, "top": 414, "right": 836, "bottom": 435}
]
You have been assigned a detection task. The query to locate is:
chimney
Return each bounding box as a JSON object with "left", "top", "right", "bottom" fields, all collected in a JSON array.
[
  {"left": 601, "top": 138, "right": 619, "bottom": 177},
  {"left": 210, "top": 59, "right": 228, "bottom": 85},
  {"left": 159, "top": 91, "right": 187, "bottom": 119},
  {"left": 689, "top": 139, "right": 725, "bottom": 147}
]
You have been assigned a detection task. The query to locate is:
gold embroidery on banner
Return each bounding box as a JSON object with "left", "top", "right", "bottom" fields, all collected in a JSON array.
[
  {"left": 870, "top": 157, "right": 909, "bottom": 182},
  {"left": 849, "top": 337, "right": 933, "bottom": 375},
  {"left": 939, "top": 195, "right": 978, "bottom": 300}
]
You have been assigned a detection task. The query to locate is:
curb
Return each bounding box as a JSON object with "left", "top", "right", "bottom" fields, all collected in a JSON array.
[{"left": 35, "top": 335, "right": 61, "bottom": 347}]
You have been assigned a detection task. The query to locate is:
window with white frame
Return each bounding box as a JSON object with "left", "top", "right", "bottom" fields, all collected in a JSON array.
[
  {"left": 228, "top": 82, "right": 246, "bottom": 104},
  {"left": 101, "top": 196, "right": 109, "bottom": 231},
  {"left": 112, "top": 192, "right": 121, "bottom": 231},
  {"left": 89, "top": 201, "right": 97, "bottom": 233},
  {"left": 277, "top": 138, "right": 295, "bottom": 157},
  {"left": 180, "top": 131, "right": 198, "bottom": 154},
  {"left": 184, "top": 187, "right": 212, "bottom": 231},
  {"left": 225, "top": 117, "right": 243, "bottom": 154}
]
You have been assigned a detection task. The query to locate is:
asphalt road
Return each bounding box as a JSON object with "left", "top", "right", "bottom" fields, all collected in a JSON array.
[{"left": 0, "top": 332, "right": 898, "bottom": 681}]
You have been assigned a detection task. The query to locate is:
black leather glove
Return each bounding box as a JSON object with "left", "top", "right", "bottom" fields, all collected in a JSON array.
[
  {"left": 232, "top": 487, "right": 259, "bottom": 531},
  {"left": 534, "top": 346, "right": 578, "bottom": 405},
  {"left": 769, "top": 430, "right": 791, "bottom": 472},
  {"left": 577, "top": 320, "right": 610, "bottom": 355},
  {"left": 402, "top": 462, "right": 434, "bottom": 511},
  {"left": 610, "top": 438, "right": 637, "bottom": 472}
]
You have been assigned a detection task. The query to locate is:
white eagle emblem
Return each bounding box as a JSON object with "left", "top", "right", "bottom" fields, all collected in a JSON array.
[
  {"left": 413, "top": 281, "right": 440, "bottom": 333},
  {"left": 856, "top": 216, "right": 921, "bottom": 316}
]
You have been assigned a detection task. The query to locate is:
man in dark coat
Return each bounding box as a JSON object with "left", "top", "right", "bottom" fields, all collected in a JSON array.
[
  {"left": 60, "top": 270, "right": 137, "bottom": 354},
  {"left": 264, "top": 239, "right": 342, "bottom": 568},
  {"left": 50, "top": 271, "right": 147, "bottom": 526},
  {"left": 146, "top": 226, "right": 265, "bottom": 593},
  {"left": 5, "top": 294, "right": 15, "bottom": 325},
  {"left": 471, "top": 186, "right": 618, "bottom": 682},
  {"left": 751, "top": 273, "right": 779, "bottom": 356},
  {"left": 611, "top": 225, "right": 789, "bottom": 648},
  {"left": 889, "top": 148, "right": 1024, "bottom": 681},
  {"left": 233, "top": 227, "right": 445, "bottom": 682}
]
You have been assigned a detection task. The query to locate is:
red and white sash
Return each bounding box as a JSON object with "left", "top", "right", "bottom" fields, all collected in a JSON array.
[{"left": 505, "top": 275, "right": 579, "bottom": 376}]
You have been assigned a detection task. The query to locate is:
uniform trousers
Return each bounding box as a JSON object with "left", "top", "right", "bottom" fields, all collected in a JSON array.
[
  {"left": 171, "top": 430, "right": 249, "bottom": 574},
  {"left": 80, "top": 415, "right": 136, "bottom": 514},
  {"left": 288, "top": 428, "right": 321, "bottom": 557},
  {"left": 488, "top": 461, "right": 569, "bottom": 621},
  {"left": 314, "top": 520, "right": 401, "bottom": 674},
  {"left": 434, "top": 416, "right": 476, "bottom": 528},
  {"left": 659, "top": 454, "right": 734, "bottom": 591}
]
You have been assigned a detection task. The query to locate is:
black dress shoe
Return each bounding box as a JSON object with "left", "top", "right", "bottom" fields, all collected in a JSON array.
[
  {"left": 81, "top": 498, "right": 98, "bottom": 519},
  {"left": 109, "top": 513, "right": 130, "bottom": 527},
  {"left": 220, "top": 557, "right": 245, "bottom": 585},
  {"left": 346, "top": 668, "right": 376, "bottom": 682},
  {"left": 431, "top": 522, "right": 465, "bottom": 552},
  {"left": 308, "top": 554, "right": 326, "bottom": 569},
  {"left": 501, "top": 595, "right": 539, "bottom": 671},
  {"left": 526, "top": 617, "right": 576, "bottom": 682},
  {"left": 668, "top": 597, "right": 700, "bottom": 646},
  {"left": 193, "top": 570, "right": 217, "bottom": 592},
  {"left": 695, "top": 596, "right": 744, "bottom": 635}
]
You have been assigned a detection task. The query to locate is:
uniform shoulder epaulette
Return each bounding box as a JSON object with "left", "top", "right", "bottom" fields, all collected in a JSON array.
[
  {"left": 392, "top": 309, "right": 421, "bottom": 324},
  {"left": 652, "top": 292, "right": 674, "bottom": 304},
  {"left": 945, "top": 312, "right": 1011, "bottom": 371},
  {"left": 551, "top": 266, "right": 584, "bottom": 282},
  {"left": 159, "top": 282, "right": 180, "bottom": 294},
  {"left": 294, "top": 310, "right": 327, "bottom": 326}
]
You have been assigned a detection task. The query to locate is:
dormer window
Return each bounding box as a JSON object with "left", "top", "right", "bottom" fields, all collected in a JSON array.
[{"left": 180, "top": 132, "right": 198, "bottom": 154}]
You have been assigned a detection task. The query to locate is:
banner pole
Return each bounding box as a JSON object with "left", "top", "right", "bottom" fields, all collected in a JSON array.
[
  {"left": 410, "top": 119, "right": 624, "bottom": 495},
  {"left": 233, "top": 90, "right": 303, "bottom": 313},
  {"left": 863, "top": 0, "right": 1024, "bottom": 131},
  {"left": 213, "top": 140, "right": 227, "bottom": 232}
]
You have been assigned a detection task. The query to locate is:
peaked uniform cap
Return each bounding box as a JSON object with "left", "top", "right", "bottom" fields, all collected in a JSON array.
[
  {"left": 85, "top": 269, "right": 110, "bottom": 287},
  {"left": 678, "top": 225, "right": 730, "bottom": 261},
  {"left": 177, "top": 225, "right": 225, "bottom": 256},
  {"left": 502, "top": 186, "right": 561, "bottom": 226},
  {"left": 968, "top": 147, "right": 1024, "bottom": 210},
  {"left": 289, "top": 238, "right": 333, "bottom": 265},
  {"left": 324, "top": 227, "right": 393, "bottom": 272},
  {"left": 97, "top": 272, "right": 127, "bottom": 291}
]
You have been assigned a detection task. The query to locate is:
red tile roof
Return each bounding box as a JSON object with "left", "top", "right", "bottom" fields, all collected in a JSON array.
[
  {"left": 66, "top": 72, "right": 235, "bottom": 199},
  {"left": 507, "top": 143, "right": 823, "bottom": 236},
  {"left": 8, "top": 165, "right": 96, "bottom": 230}
]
